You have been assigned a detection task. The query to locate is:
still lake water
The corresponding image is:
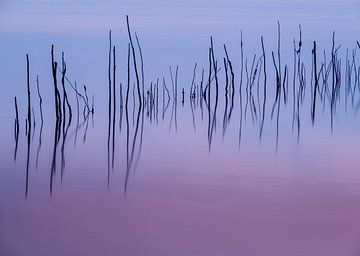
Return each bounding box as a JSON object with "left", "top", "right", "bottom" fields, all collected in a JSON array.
[{"left": 1, "top": 1, "right": 360, "bottom": 255}]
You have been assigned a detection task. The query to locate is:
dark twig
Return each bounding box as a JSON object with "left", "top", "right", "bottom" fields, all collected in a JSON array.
[
  {"left": 112, "top": 45, "right": 116, "bottom": 170},
  {"left": 107, "top": 30, "right": 112, "bottom": 187},
  {"left": 135, "top": 33, "right": 145, "bottom": 101},
  {"left": 126, "top": 15, "right": 142, "bottom": 105}
]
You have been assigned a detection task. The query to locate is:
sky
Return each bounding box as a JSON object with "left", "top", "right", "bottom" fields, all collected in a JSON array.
[{"left": 0, "top": 0, "right": 359, "bottom": 35}]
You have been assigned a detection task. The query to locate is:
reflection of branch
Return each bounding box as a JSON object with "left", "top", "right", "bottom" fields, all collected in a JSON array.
[
  {"left": 282, "top": 65, "right": 288, "bottom": 104},
  {"left": 36, "top": 75, "right": 43, "bottom": 124},
  {"left": 57, "top": 66, "right": 90, "bottom": 112},
  {"left": 14, "top": 97, "right": 19, "bottom": 162},
  {"left": 134, "top": 103, "right": 145, "bottom": 172},
  {"left": 83, "top": 112, "right": 90, "bottom": 143},
  {"left": 156, "top": 79, "right": 159, "bottom": 123},
  {"left": 270, "top": 50, "right": 281, "bottom": 150},
  {"left": 31, "top": 108, "right": 36, "bottom": 141},
  {"left": 107, "top": 30, "right": 112, "bottom": 188},
  {"left": 312, "top": 41, "right": 318, "bottom": 122},
  {"left": 222, "top": 58, "right": 229, "bottom": 137},
  {"left": 74, "top": 81, "right": 80, "bottom": 147},
  {"left": 52, "top": 45, "right": 62, "bottom": 130},
  {"left": 203, "top": 67, "right": 222, "bottom": 100},
  {"left": 190, "top": 95, "right": 196, "bottom": 131},
  {"left": 25, "top": 54, "right": 31, "bottom": 198},
  {"left": 207, "top": 47, "right": 212, "bottom": 141},
  {"left": 83, "top": 86, "right": 90, "bottom": 119},
  {"left": 239, "top": 31, "right": 244, "bottom": 149},
  {"left": 260, "top": 37, "right": 267, "bottom": 140},
  {"left": 162, "top": 77, "right": 170, "bottom": 119},
  {"left": 208, "top": 37, "right": 219, "bottom": 151},
  {"left": 224, "top": 44, "right": 235, "bottom": 121},
  {"left": 61, "top": 110, "right": 71, "bottom": 182},
  {"left": 125, "top": 101, "right": 142, "bottom": 193},
  {"left": 119, "top": 83, "right": 124, "bottom": 131},
  {"left": 50, "top": 46, "right": 62, "bottom": 196},
  {"left": 35, "top": 75, "right": 43, "bottom": 168},
  {"left": 292, "top": 39, "right": 297, "bottom": 131},
  {"left": 200, "top": 69, "right": 204, "bottom": 120},
  {"left": 50, "top": 121, "right": 60, "bottom": 195},
  {"left": 271, "top": 52, "right": 280, "bottom": 119},
  {"left": 169, "top": 66, "right": 178, "bottom": 132}
]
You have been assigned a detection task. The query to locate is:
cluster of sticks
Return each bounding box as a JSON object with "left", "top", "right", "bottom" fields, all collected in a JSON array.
[
  {"left": 14, "top": 17, "right": 360, "bottom": 194},
  {"left": 14, "top": 46, "right": 95, "bottom": 196},
  {"left": 129, "top": 23, "right": 360, "bottom": 151}
]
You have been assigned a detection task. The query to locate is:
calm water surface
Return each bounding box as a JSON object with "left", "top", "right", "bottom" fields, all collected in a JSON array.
[{"left": 1, "top": 1, "right": 360, "bottom": 255}]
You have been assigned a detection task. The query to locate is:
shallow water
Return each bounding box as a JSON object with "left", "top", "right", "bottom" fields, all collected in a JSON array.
[{"left": 1, "top": 1, "right": 360, "bottom": 255}]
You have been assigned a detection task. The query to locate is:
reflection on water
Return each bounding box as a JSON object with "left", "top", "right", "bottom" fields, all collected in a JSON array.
[
  {"left": 9, "top": 16, "right": 360, "bottom": 201},
  {"left": 2, "top": 13, "right": 360, "bottom": 256}
]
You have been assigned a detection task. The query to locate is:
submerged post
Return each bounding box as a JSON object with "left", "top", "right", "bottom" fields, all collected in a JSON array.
[{"left": 26, "top": 54, "right": 31, "bottom": 136}]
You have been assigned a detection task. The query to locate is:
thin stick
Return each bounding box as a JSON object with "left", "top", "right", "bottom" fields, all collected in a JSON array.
[
  {"left": 14, "top": 97, "right": 19, "bottom": 138},
  {"left": 126, "top": 15, "right": 142, "bottom": 105},
  {"left": 36, "top": 75, "right": 43, "bottom": 124},
  {"left": 112, "top": 45, "right": 116, "bottom": 169},
  {"left": 61, "top": 52, "right": 72, "bottom": 128},
  {"left": 74, "top": 81, "right": 80, "bottom": 147},
  {"left": 135, "top": 33, "right": 145, "bottom": 101},
  {"left": 190, "top": 62, "right": 197, "bottom": 97},
  {"left": 25, "top": 54, "right": 31, "bottom": 198},
  {"left": 277, "top": 21, "right": 282, "bottom": 89},
  {"left": 51, "top": 45, "right": 62, "bottom": 136},
  {"left": 26, "top": 54, "right": 31, "bottom": 136},
  {"left": 126, "top": 44, "right": 131, "bottom": 109},
  {"left": 311, "top": 41, "right": 318, "bottom": 124},
  {"left": 58, "top": 68, "right": 90, "bottom": 111}
]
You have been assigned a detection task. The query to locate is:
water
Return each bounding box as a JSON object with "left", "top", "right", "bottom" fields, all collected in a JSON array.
[{"left": 1, "top": 1, "right": 360, "bottom": 255}]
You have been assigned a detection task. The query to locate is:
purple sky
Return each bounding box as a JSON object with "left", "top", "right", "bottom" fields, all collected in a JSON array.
[{"left": 0, "top": 0, "right": 359, "bottom": 34}]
